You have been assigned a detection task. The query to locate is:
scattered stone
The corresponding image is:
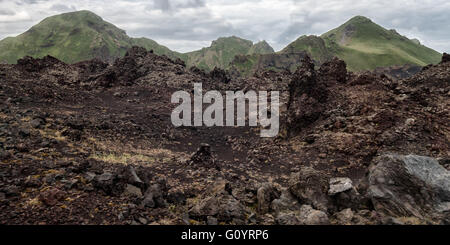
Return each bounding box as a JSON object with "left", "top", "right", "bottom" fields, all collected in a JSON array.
[
  {"left": 257, "top": 182, "right": 280, "bottom": 214},
  {"left": 93, "top": 172, "right": 117, "bottom": 194},
  {"left": 328, "top": 177, "right": 353, "bottom": 195},
  {"left": 124, "top": 184, "right": 143, "bottom": 198},
  {"left": 39, "top": 188, "right": 66, "bottom": 206},
  {"left": 319, "top": 57, "right": 348, "bottom": 83},
  {"left": 138, "top": 217, "right": 148, "bottom": 225},
  {"left": 125, "top": 165, "right": 145, "bottom": 188},
  {"left": 334, "top": 208, "right": 354, "bottom": 225},
  {"left": 298, "top": 205, "right": 330, "bottom": 225},
  {"left": 167, "top": 191, "right": 186, "bottom": 205},
  {"left": 2, "top": 185, "right": 19, "bottom": 196},
  {"left": 187, "top": 143, "right": 216, "bottom": 168},
  {"left": 30, "top": 118, "right": 44, "bottom": 128},
  {"left": 84, "top": 172, "right": 96, "bottom": 183},
  {"left": 24, "top": 177, "right": 42, "bottom": 188},
  {"left": 276, "top": 212, "right": 301, "bottom": 225},
  {"left": 142, "top": 183, "right": 166, "bottom": 208},
  {"left": 207, "top": 216, "right": 218, "bottom": 225}
]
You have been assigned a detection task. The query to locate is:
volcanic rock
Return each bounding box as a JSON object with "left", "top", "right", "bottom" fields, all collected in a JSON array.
[
  {"left": 368, "top": 154, "right": 450, "bottom": 221},
  {"left": 288, "top": 167, "right": 330, "bottom": 211}
]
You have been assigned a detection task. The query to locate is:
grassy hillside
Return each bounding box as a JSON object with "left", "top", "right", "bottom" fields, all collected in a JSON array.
[
  {"left": 320, "top": 16, "right": 441, "bottom": 71},
  {"left": 0, "top": 10, "right": 182, "bottom": 64},
  {"left": 281, "top": 35, "right": 333, "bottom": 63}
]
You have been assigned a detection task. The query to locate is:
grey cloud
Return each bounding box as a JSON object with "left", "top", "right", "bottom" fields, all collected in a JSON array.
[
  {"left": 153, "top": 0, "right": 170, "bottom": 11},
  {"left": 50, "top": 4, "right": 75, "bottom": 12},
  {"left": 0, "top": 10, "right": 15, "bottom": 16}
]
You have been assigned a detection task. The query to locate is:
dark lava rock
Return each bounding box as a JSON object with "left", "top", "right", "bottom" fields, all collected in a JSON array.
[
  {"left": 167, "top": 191, "right": 186, "bottom": 205},
  {"left": 257, "top": 183, "right": 280, "bottom": 214},
  {"left": 187, "top": 143, "right": 217, "bottom": 168},
  {"left": 210, "top": 67, "right": 230, "bottom": 83},
  {"left": 30, "top": 118, "right": 44, "bottom": 128},
  {"left": 93, "top": 172, "right": 118, "bottom": 195},
  {"left": 441, "top": 53, "right": 450, "bottom": 64},
  {"left": 368, "top": 154, "right": 450, "bottom": 222},
  {"left": 17, "top": 55, "right": 65, "bottom": 73},
  {"left": 142, "top": 183, "right": 167, "bottom": 208},
  {"left": 124, "top": 165, "right": 145, "bottom": 189},
  {"left": 288, "top": 167, "right": 330, "bottom": 212},
  {"left": 319, "top": 57, "right": 347, "bottom": 83},
  {"left": 286, "top": 56, "right": 327, "bottom": 136},
  {"left": 2, "top": 185, "right": 20, "bottom": 197},
  {"left": 39, "top": 188, "right": 66, "bottom": 206}
]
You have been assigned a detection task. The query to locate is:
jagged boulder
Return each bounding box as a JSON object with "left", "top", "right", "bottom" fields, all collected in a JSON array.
[
  {"left": 188, "top": 181, "right": 247, "bottom": 223},
  {"left": 187, "top": 143, "right": 217, "bottom": 168},
  {"left": 319, "top": 57, "right": 348, "bottom": 83},
  {"left": 256, "top": 182, "right": 280, "bottom": 214},
  {"left": 288, "top": 167, "right": 330, "bottom": 211},
  {"left": 368, "top": 154, "right": 450, "bottom": 222},
  {"left": 441, "top": 53, "right": 450, "bottom": 64},
  {"left": 210, "top": 67, "right": 231, "bottom": 83},
  {"left": 286, "top": 56, "right": 327, "bottom": 135}
]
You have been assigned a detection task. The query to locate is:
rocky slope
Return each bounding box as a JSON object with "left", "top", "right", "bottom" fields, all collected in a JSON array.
[{"left": 0, "top": 48, "right": 448, "bottom": 225}]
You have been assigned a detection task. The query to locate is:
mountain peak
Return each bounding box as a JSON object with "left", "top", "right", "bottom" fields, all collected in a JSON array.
[
  {"left": 346, "top": 15, "right": 372, "bottom": 24},
  {"left": 248, "top": 40, "right": 274, "bottom": 55},
  {"left": 212, "top": 36, "right": 253, "bottom": 47}
]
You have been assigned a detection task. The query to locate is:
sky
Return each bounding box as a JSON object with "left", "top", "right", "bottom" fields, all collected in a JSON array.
[{"left": 0, "top": 0, "right": 449, "bottom": 53}]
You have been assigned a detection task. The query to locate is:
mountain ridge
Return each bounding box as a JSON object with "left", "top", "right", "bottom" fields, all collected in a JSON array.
[{"left": 0, "top": 11, "right": 442, "bottom": 73}]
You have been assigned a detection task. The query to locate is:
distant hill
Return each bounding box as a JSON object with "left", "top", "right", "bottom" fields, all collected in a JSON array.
[
  {"left": 0, "top": 10, "right": 182, "bottom": 64},
  {"left": 184, "top": 36, "right": 274, "bottom": 70},
  {"left": 230, "top": 16, "right": 441, "bottom": 74}
]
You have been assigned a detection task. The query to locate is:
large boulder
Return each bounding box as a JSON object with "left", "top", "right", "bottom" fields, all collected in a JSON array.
[
  {"left": 318, "top": 57, "right": 348, "bottom": 83},
  {"left": 368, "top": 154, "right": 450, "bottom": 222},
  {"left": 288, "top": 167, "right": 330, "bottom": 211},
  {"left": 256, "top": 183, "right": 280, "bottom": 214},
  {"left": 298, "top": 205, "right": 330, "bottom": 225},
  {"left": 271, "top": 188, "right": 301, "bottom": 214},
  {"left": 93, "top": 172, "right": 118, "bottom": 195},
  {"left": 188, "top": 181, "right": 247, "bottom": 223}
]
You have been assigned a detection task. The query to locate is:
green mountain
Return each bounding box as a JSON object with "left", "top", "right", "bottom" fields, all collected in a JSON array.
[
  {"left": 319, "top": 16, "right": 441, "bottom": 71},
  {"left": 184, "top": 36, "right": 274, "bottom": 70},
  {"left": 231, "top": 16, "right": 441, "bottom": 74},
  {"left": 0, "top": 10, "right": 182, "bottom": 64}
]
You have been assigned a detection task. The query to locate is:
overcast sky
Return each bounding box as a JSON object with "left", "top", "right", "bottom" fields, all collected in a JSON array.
[{"left": 0, "top": 0, "right": 449, "bottom": 53}]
